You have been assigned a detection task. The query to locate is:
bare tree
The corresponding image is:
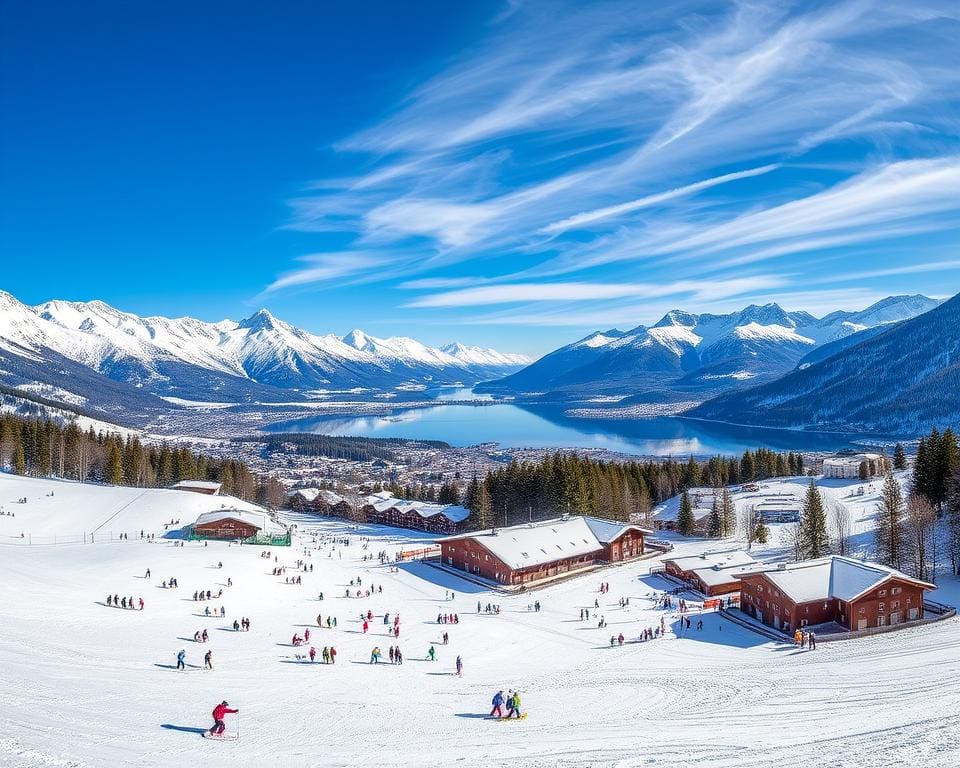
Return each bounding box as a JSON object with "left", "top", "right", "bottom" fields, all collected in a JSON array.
[
  {"left": 741, "top": 504, "right": 758, "bottom": 549},
  {"left": 783, "top": 522, "right": 803, "bottom": 561},
  {"left": 904, "top": 494, "right": 937, "bottom": 582},
  {"left": 829, "top": 499, "right": 852, "bottom": 556}
]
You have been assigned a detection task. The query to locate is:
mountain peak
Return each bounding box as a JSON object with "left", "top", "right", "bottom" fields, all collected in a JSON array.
[
  {"left": 342, "top": 329, "right": 372, "bottom": 350},
  {"left": 653, "top": 310, "right": 697, "bottom": 328},
  {"left": 736, "top": 303, "right": 791, "bottom": 327},
  {"left": 237, "top": 308, "right": 278, "bottom": 332}
]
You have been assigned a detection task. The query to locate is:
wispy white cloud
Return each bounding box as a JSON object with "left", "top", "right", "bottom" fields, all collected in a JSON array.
[
  {"left": 264, "top": 0, "right": 960, "bottom": 338},
  {"left": 407, "top": 275, "right": 784, "bottom": 308}
]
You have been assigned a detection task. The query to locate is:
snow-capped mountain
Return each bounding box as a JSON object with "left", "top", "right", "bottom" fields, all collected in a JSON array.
[
  {"left": 691, "top": 291, "right": 960, "bottom": 433},
  {"left": 0, "top": 291, "right": 531, "bottom": 407},
  {"left": 480, "top": 295, "right": 942, "bottom": 398}
]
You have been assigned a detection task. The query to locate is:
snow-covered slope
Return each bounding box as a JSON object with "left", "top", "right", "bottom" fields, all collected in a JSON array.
[
  {"left": 0, "top": 291, "right": 530, "bottom": 404},
  {"left": 481, "top": 296, "right": 941, "bottom": 398},
  {"left": 2, "top": 471, "right": 960, "bottom": 767}
]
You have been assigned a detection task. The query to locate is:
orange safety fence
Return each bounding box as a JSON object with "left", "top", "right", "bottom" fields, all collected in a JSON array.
[{"left": 398, "top": 545, "right": 441, "bottom": 561}]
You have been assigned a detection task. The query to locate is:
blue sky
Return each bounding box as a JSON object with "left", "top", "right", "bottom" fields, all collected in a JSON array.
[{"left": 2, "top": 0, "right": 959, "bottom": 356}]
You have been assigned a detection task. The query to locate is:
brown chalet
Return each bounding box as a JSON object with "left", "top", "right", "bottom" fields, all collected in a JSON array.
[
  {"left": 192, "top": 509, "right": 268, "bottom": 540},
  {"left": 738, "top": 555, "right": 936, "bottom": 634},
  {"left": 437, "top": 515, "right": 652, "bottom": 586}
]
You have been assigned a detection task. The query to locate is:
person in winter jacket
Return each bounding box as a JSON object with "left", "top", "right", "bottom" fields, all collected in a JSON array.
[
  {"left": 176, "top": 649, "right": 186, "bottom": 670},
  {"left": 209, "top": 701, "right": 237, "bottom": 735},
  {"left": 490, "top": 690, "right": 505, "bottom": 718},
  {"left": 509, "top": 691, "right": 522, "bottom": 718}
]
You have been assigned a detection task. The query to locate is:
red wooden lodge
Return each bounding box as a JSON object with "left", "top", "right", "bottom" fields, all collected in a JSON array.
[
  {"left": 436, "top": 515, "right": 652, "bottom": 586},
  {"left": 737, "top": 555, "right": 936, "bottom": 634}
]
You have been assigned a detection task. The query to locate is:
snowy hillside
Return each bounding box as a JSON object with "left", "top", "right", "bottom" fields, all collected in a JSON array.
[
  {"left": 0, "top": 291, "right": 531, "bottom": 407},
  {"left": 480, "top": 296, "right": 941, "bottom": 399},
  {"left": 2, "top": 472, "right": 960, "bottom": 767}
]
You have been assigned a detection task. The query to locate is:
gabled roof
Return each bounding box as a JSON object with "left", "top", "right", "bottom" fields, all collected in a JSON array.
[
  {"left": 582, "top": 516, "right": 652, "bottom": 544},
  {"left": 666, "top": 550, "right": 757, "bottom": 574},
  {"left": 193, "top": 508, "right": 286, "bottom": 534},
  {"left": 739, "top": 556, "right": 935, "bottom": 604},
  {"left": 437, "top": 515, "right": 646, "bottom": 570},
  {"left": 363, "top": 494, "right": 469, "bottom": 523}
]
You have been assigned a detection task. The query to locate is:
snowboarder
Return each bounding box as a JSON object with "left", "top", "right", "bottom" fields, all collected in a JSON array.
[
  {"left": 176, "top": 649, "right": 186, "bottom": 670},
  {"left": 490, "top": 690, "right": 505, "bottom": 718},
  {"left": 509, "top": 690, "right": 522, "bottom": 718},
  {"left": 208, "top": 701, "right": 237, "bottom": 736}
]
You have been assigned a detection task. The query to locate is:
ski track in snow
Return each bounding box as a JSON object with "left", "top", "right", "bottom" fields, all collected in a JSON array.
[{"left": 1, "top": 473, "right": 959, "bottom": 767}]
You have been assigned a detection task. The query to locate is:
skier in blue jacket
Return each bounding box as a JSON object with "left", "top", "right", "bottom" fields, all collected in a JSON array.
[
  {"left": 490, "top": 690, "right": 505, "bottom": 718},
  {"left": 176, "top": 649, "right": 186, "bottom": 670}
]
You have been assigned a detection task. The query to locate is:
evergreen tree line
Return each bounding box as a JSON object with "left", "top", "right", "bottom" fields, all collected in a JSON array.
[
  {"left": 0, "top": 412, "right": 283, "bottom": 505},
  {"left": 460, "top": 449, "right": 804, "bottom": 530}
]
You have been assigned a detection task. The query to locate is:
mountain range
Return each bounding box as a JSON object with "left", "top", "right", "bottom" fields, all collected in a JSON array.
[
  {"left": 690, "top": 292, "right": 960, "bottom": 433},
  {"left": 479, "top": 295, "right": 941, "bottom": 401},
  {"left": 0, "top": 291, "right": 530, "bottom": 417}
]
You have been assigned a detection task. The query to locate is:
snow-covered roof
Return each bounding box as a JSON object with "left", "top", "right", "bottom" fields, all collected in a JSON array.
[
  {"left": 440, "top": 516, "right": 603, "bottom": 570},
  {"left": 193, "top": 508, "right": 286, "bottom": 534},
  {"left": 171, "top": 480, "right": 221, "bottom": 492},
  {"left": 741, "top": 556, "right": 935, "bottom": 604},
  {"left": 439, "top": 515, "right": 647, "bottom": 570},
  {"left": 582, "top": 516, "right": 652, "bottom": 544},
  {"left": 692, "top": 561, "right": 767, "bottom": 588},
  {"left": 666, "top": 550, "right": 757, "bottom": 574},
  {"left": 362, "top": 494, "right": 469, "bottom": 523},
  {"left": 289, "top": 488, "right": 321, "bottom": 502}
]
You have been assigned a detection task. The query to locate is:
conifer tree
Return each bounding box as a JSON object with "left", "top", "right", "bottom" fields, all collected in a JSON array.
[
  {"left": 893, "top": 443, "right": 907, "bottom": 470},
  {"left": 106, "top": 440, "right": 123, "bottom": 486},
  {"left": 800, "top": 479, "right": 828, "bottom": 558},
  {"left": 472, "top": 480, "right": 494, "bottom": 530},
  {"left": 708, "top": 497, "right": 721, "bottom": 537},
  {"left": 720, "top": 486, "right": 736, "bottom": 537},
  {"left": 13, "top": 437, "right": 26, "bottom": 475},
  {"left": 754, "top": 519, "right": 769, "bottom": 544},
  {"left": 875, "top": 472, "right": 905, "bottom": 569},
  {"left": 677, "top": 491, "right": 695, "bottom": 537}
]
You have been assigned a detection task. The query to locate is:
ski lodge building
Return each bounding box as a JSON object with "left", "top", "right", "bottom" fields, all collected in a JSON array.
[
  {"left": 663, "top": 550, "right": 760, "bottom": 596},
  {"left": 191, "top": 509, "right": 283, "bottom": 540},
  {"left": 361, "top": 491, "right": 469, "bottom": 534},
  {"left": 737, "top": 555, "right": 936, "bottom": 633},
  {"left": 170, "top": 480, "right": 221, "bottom": 495},
  {"left": 436, "top": 515, "right": 652, "bottom": 586}
]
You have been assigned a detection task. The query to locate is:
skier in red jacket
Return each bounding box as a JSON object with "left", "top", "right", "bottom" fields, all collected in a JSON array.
[{"left": 209, "top": 701, "right": 238, "bottom": 736}]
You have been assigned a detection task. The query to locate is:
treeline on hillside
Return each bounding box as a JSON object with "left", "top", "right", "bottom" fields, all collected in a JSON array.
[
  {"left": 0, "top": 412, "right": 286, "bottom": 506},
  {"left": 460, "top": 449, "right": 806, "bottom": 530},
  {"left": 233, "top": 433, "right": 450, "bottom": 463}
]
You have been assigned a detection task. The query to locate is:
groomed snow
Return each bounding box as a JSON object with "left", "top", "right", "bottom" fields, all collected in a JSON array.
[{"left": 1, "top": 472, "right": 959, "bottom": 767}]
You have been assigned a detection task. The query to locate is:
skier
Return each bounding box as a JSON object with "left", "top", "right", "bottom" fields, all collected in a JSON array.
[
  {"left": 509, "top": 690, "right": 522, "bottom": 719},
  {"left": 809, "top": 631, "right": 817, "bottom": 650},
  {"left": 304, "top": 628, "right": 310, "bottom": 643},
  {"left": 145, "top": 569, "right": 151, "bottom": 579},
  {"left": 329, "top": 646, "right": 337, "bottom": 663},
  {"left": 208, "top": 701, "right": 238, "bottom": 737},
  {"left": 176, "top": 649, "right": 186, "bottom": 671},
  {"left": 309, "top": 646, "right": 316, "bottom": 663},
  {"left": 490, "top": 690, "right": 505, "bottom": 718},
  {"left": 322, "top": 646, "right": 330, "bottom": 664},
  {"left": 456, "top": 655, "right": 463, "bottom": 676},
  {"left": 204, "top": 650, "right": 213, "bottom": 670},
  {"left": 428, "top": 645, "right": 436, "bottom": 662}
]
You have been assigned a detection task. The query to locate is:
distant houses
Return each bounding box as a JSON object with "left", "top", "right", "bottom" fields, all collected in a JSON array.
[
  {"left": 288, "top": 488, "right": 353, "bottom": 518},
  {"left": 737, "top": 555, "right": 935, "bottom": 634},
  {"left": 753, "top": 494, "right": 802, "bottom": 523},
  {"left": 361, "top": 491, "right": 469, "bottom": 535},
  {"left": 436, "top": 516, "right": 653, "bottom": 586}
]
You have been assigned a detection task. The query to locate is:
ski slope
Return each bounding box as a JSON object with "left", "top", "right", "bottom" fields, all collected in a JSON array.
[{"left": 1, "top": 473, "right": 959, "bottom": 768}]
